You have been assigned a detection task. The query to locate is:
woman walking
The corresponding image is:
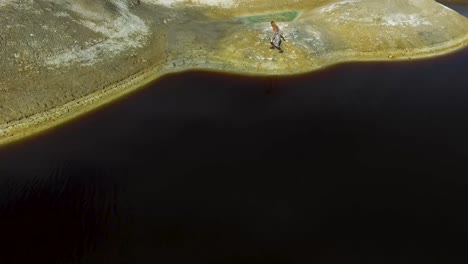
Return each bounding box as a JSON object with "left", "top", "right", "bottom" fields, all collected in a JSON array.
[{"left": 270, "top": 21, "right": 286, "bottom": 53}]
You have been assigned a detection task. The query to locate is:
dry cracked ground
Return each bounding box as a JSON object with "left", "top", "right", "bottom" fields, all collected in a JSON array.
[{"left": 0, "top": 0, "right": 467, "bottom": 144}]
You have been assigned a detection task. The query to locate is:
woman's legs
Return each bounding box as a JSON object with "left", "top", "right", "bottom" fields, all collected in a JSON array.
[{"left": 270, "top": 42, "right": 283, "bottom": 53}]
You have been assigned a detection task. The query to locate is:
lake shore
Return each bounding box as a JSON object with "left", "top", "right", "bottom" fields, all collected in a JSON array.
[{"left": 0, "top": 37, "right": 466, "bottom": 147}]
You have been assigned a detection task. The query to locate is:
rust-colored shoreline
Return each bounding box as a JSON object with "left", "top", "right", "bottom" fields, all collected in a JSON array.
[{"left": 0, "top": 36, "right": 466, "bottom": 147}]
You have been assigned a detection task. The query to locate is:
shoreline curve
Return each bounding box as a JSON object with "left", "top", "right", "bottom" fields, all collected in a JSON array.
[{"left": 0, "top": 36, "right": 466, "bottom": 147}]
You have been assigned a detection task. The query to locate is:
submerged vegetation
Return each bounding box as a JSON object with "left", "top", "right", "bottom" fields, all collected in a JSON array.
[{"left": 238, "top": 11, "right": 299, "bottom": 24}]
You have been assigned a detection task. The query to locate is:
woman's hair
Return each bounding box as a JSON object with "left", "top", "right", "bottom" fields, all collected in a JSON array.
[{"left": 271, "top": 21, "right": 280, "bottom": 32}]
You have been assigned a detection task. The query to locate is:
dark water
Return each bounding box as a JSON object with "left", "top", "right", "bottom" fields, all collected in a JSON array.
[
  {"left": 1, "top": 48, "right": 468, "bottom": 264},
  {"left": 443, "top": 3, "right": 468, "bottom": 16}
]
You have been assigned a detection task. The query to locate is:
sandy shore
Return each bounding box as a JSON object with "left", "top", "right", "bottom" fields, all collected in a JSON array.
[{"left": 0, "top": 35, "right": 466, "bottom": 147}]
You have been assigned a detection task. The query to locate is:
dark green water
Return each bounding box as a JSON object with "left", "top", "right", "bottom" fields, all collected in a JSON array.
[{"left": 0, "top": 48, "right": 467, "bottom": 263}]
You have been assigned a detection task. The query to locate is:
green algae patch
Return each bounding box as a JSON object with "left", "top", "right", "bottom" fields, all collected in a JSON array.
[{"left": 238, "top": 11, "right": 299, "bottom": 24}]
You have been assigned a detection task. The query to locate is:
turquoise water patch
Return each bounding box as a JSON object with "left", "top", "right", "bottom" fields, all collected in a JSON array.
[{"left": 238, "top": 11, "right": 299, "bottom": 24}]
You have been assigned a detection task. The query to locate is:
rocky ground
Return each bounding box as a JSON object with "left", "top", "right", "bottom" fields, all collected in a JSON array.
[{"left": 0, "top": 0, "right": 467, "bottom": 145}]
